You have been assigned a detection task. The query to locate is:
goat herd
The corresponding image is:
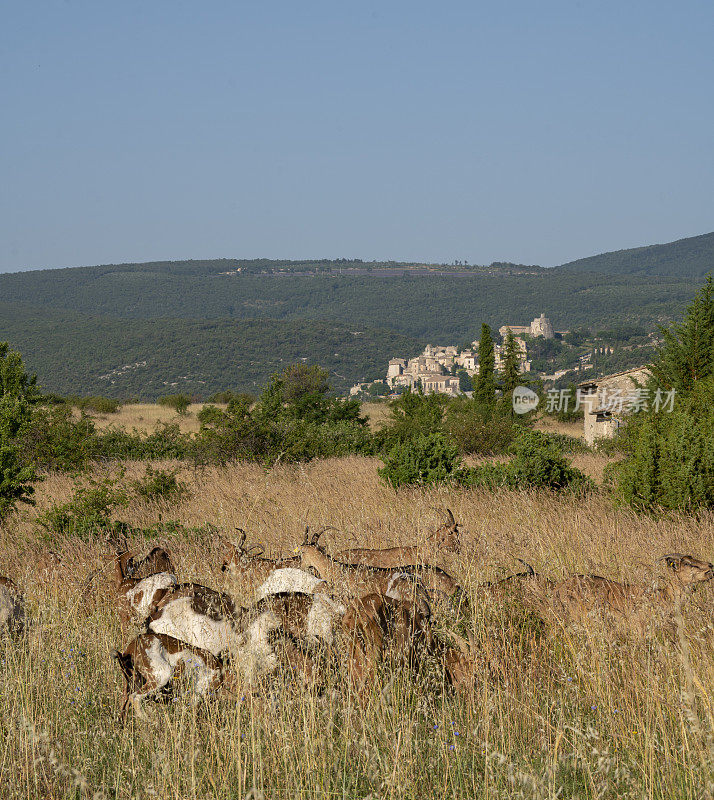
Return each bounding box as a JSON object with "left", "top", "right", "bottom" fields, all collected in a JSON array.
[{"left": 1, "top": 509, "right": 712, "bottom": 723}]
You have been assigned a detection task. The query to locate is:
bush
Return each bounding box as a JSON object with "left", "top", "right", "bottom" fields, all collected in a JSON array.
[
  {"left": 469, "top": 430, "right": 592, "bottom": 494},
  {"left": 378, "top": 432, "right": 468, "bottom": 489},
  {"left": 72, "top": 396, "right": 121, "bottom": 414},
  {"left": 444, "top": 397, "right": 520, "bottom": 455},
  {"left": 94, "top": 422, "right": 192, "bottom": 461},
  {"left": 0, "top": 444, "right": 36, "bottom": 522},
  {"left": 132, "top": 466, "right": 188, "bottom": 502},
  {"left": 375, "top": 390, "right": 447, "bottom": 452},
  {"left": 37, "top": 473, "right": 129, "bottom": 540},
  {"left": 196, "top": 404, "right": 224, "bottom": 427},
  {"left": 158, "top": 394, "right": 191, "bottom": 415},
  {"left": 607, "top": 379, "right": 714, "bottom": 512},
  {"left": 16, "top": 405, "right": 98, "bottom": 472}
]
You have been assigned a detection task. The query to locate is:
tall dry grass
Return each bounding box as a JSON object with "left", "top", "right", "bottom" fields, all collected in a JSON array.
[
  {"left": 80, "top": 403, "right": 215, "bottom": 434},
  {"left": 2, "top": 457, "right": 714, "bottom": 798}
]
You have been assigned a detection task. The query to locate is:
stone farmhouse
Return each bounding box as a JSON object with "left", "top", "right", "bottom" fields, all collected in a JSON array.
[{"left": 578, "top": 367, "right": 651, "bottom": 445}]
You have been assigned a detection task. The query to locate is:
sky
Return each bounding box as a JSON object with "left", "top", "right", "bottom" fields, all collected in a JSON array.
[{"left": 1, "top": 0, "right": 713, "bottom": 273}]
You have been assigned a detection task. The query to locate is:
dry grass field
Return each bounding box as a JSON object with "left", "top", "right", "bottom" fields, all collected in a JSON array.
[
  {"left": 80, "top": 403, "right": 211, "bottom": 434},
  {"left": 2, "top": 457, "right": 714, "bottom": 798}
]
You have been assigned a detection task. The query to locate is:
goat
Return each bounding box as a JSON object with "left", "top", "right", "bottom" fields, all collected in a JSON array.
[
  {"left": 544, "top": 553, "right": 714, "bottom": 634},
  {"left": 221, "top": 529, "right": 300, "bottom": 591},
  {"left": 340, "top": 592, "right": 432, "bottom": 693},
  {"left": 144, "top": 583, "right": 242, "bottom": 656},
  {"left": 335, "top": 509, "right": 461, "bottom": 568},
  {"left": 297, "top": 527, "right": 459, "bottom": 610},
  {"left": 475, "top": 559, "right": 554, "bottom": 607},
  {"left": 145, "top": 580, "right": 345, "bottom": 689},
  {"left": 0, "top": 578, "right": 25, "bottom": 637},
  {"left": 254, "top": 567, "right": 328, "bottom": 601},
  {"left": 111, "top": 633, "right": 225, "bottom": 722},
  {"left": 110, "top": 535, "right": 177, "bottom": 633}
]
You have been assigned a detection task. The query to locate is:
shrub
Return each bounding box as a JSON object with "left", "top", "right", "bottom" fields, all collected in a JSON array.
[
  {"left": 378, "top": 432, "right": 468, "bottom": 489},
  {"left": 37, "top": 473, "right": 129, "bottom": 539},
  {"left": 375, "top": 390, "right": 447, "bottom": 452},
  {"left": 469, "top": 430, "right": 592, "bottom": 494},
  {"left": 158, "top": 394, "right": 191, "bottom": 415},
  {"left": 0, "top": 444, "right": 36, "bottom": 522},
  {"left": 94, "top": 422, "right": 191, "bottom": 461},
  {"left": 132, "top": 466, "right": 188, "bottom": 502},
  {"left": 70, "top": 396, "right": 121, "bottom": 414},
  {"left": 607, "top": 379, "right": 714, "bottom": 512},
  {"left": 196, "top": 404, "right": 224, "bottom": 427},
  {"left": 444, "top": 398, "right": 519, "bottom": 455},
  {"left": 16, "top": 405, "right": 98, "bottom": 472}
]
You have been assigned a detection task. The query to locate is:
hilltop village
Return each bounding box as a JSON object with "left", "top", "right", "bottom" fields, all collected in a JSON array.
[{"left": 351, "top": 314, "right": 561, "bottom": 397}]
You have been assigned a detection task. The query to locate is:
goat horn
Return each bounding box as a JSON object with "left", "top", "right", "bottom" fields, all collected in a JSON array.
[
  {"left": 445, "top": 508, "right": 456, "bottom": 526},
  {"left": 660, "top": 553, "right": 687, "bottom": 563},
  {"left": 516, "top": 558, "right": 536, "bottom": 576},
  {"left": 235, "top": 528, "right": 247, "bottom": 550},
  {"left": 245, "top": 544, "right": 265, "bottom": 557}
]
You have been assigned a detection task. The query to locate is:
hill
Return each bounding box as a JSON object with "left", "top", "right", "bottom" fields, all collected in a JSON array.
[
  {"left": 0, "top": 302, "right": 421, "bottom": 398},
  {"left": 0, "top": 250, "right": 706, "bottom": 400},
  {"left": 558, "top": 231, "right": 714, "bottom": 277}
]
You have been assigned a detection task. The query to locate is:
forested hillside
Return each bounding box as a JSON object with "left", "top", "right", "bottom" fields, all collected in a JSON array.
[
  {"left": 0, "top": 302, "right": 421, "bottom": 398},
  {"left": 0, "top": 262, "right": 699, "bottom": 339},
  {"left": 558, "top": 231, "right": 714, "bottom": 277},
  {"left": 0, "top": 246, "right": 706, "bottom": 399}
]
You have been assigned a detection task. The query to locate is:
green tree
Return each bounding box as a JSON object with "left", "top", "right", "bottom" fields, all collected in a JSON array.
[
  {"left": 158, "top": 394, "right": 191, "bottom": 414},
  {"left": 500, "top": 328, "right": 525, "bottom": 400},
  {"left": 457, "top": 370, "right": 473, "bottom": 393},
  {"left": 474, "top": 324, "right": 496, "bottom": 406},
  {"left": 649, "top": 274, "right": 714, "bottom": 392},
  {"left": 608, "top": 278, "right": 714, "bottom": 512},
  {"left": 0, "top": 343, "right": 39, "bottom": 521}
]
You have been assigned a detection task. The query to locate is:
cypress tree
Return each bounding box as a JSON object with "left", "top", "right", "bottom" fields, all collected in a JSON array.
[
  {"left": 501, "top": 328, "right": 524, "bottom": 398},
  {"left": 650, "top": 274, "right": 714, "bottom": 392},
  {"left": 474, "top": 324, "right": 496, "bottom": 405}
]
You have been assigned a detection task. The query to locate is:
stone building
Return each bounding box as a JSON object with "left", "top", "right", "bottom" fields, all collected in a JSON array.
[
  {"left": 530, "top": 313, "right": 554, "bottom": 339},
  {"left": 499, "top": 313, "right": 555, "bottom": 340},
  {"left": 578, "top": 367, "right": 651, "bottom": 446}
]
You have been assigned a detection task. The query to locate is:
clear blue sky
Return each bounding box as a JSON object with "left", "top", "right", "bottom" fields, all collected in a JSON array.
[{"left": 1, "top": 0, "right": 713, "bottom": 272}]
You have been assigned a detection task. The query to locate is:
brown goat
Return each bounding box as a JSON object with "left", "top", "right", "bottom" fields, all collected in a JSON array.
[
  {"left": 298, "top": 527, "right": 462, "bottom": 610},
  {"left": 341, "top": 593, "right": 433, "bottom": 693},
  {"left": 0, "top": 578, "right": 25, "bottom": 637},
  {"left": 335, "top": 509, "right": 461, "bottom": 568},
  {"left": 544, "top": 553, "right": 714, "bottom": 634},
  {"left": 221, "top": 529, "right": 299, "bottom": 587}
]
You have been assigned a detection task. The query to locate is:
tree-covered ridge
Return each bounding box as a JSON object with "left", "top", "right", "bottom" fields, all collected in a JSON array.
[
  {"left": 558, "top": 231, "right": 714, "bottom": 278},
  {"left": 0, "top": 265, "right": 699, "bottom": 341},
  {"left": 0, "top": 302, "right": 423, "bottom": 399}
]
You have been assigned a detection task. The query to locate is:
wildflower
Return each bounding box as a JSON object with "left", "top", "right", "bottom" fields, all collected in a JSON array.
[
  {"left": 449, "top": 745, "right": 455, "bottom": 750},
  {"left": 590, "top": 705, "right": 597, "bottom": 711}
]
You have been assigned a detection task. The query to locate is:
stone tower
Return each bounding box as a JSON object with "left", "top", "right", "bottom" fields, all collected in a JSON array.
[{"left": 530, "top": 313, "right": 554, "bottom": 339}]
